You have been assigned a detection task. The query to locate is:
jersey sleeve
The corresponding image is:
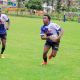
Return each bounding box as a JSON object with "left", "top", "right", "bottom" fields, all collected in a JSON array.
[
  {"left": 55, "top": 24, "right": 61, "bottom": 30},
  {"left": 40, "top": 27, "right": 45, "bottom": 36},
  {"left": 3, "top": 14, "right": 9, "bottom": 22},
  {"left": 52, "top": 23, "right": 61, "bottom": 31},
  {"left": 51, "top": 23, "right": 62, "bottom": 35}
]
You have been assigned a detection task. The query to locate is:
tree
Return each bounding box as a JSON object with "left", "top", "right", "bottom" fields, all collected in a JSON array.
[
  {"left": 17, "top": 0, "right": 25, "bottom": 8},
  {"left": 51, "top": 0, "right": 55, "bottom": 12},
  {"left": 16, "top": 0, "right": 25, "bottom": 15},
  {"left": 25, "top": 0, "right": 43, "bottom": 10},
  {"left": 56, "top": 0, "right": 62, "bottom": 13},
  {"left": 67, "top": 0, "right": 71, "bottom": 11},
  {"left": 17, "top": 0, "right": 20, "bottom": 8},
  {"left": 56, "top": 0, "right": 62, "bottom": 20}
]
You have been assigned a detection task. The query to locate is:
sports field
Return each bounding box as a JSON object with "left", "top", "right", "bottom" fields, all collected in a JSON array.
[{"left": 0, "top": 16, "right": 80, "bottom": 80}]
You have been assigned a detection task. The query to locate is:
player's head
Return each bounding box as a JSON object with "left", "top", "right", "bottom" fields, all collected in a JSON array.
[{"left": 43, "top": 14, "right": 51, "bottom": 25}]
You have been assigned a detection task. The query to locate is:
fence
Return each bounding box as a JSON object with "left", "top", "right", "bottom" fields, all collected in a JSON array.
[{"left": 4, "top": 7, "right": 80, "bottom": 22}]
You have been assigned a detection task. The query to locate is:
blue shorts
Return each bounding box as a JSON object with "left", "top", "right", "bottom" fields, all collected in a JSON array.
[
  {"left": 0, "top": 33, "right": 7, "bottom": 39},
  {"left": 0, "top": 24, "right": 7, "bottom": 39}
]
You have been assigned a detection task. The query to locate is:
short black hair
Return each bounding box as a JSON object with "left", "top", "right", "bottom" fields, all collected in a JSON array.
[{"left": 43, "top": 14, "right": 51, "bottom": 21}]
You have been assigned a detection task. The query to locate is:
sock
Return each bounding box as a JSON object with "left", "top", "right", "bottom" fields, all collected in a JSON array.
[
  {"left": 1, "top": 47, "right": 5, "bottom": 54},
  {"left": 43, "top": 57, "right": 47, "bottom": 62}
]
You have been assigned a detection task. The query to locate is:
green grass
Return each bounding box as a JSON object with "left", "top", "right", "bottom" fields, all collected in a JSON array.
[{"left": 0, "top": 16, "right": 80, "bottom": 80}]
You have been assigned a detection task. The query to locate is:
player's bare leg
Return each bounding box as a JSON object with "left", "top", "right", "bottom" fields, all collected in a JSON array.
[
  {"left": 0, "top": 38, "right": 6, "bottom": 58},
  {"left": 42, "top": 45, "right": 51, "bottom": 65},
  {"left": 49, "top": 50, "right": 57, "bottom": 60}
]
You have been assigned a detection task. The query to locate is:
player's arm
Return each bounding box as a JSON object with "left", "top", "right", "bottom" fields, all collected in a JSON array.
[
  {"left": 49, "top": 28, "right": 64, "bottom": 42},
  {"left": 53, "top": 24, "right": 64, "bottom": 41},
  {"left": 40, "top": 27, "right": 48, "bottom": 40},
  {"left": 3, "top": 14, "right": 10, "bottom": 30},
  {"left": 48, "top": 24, "right": 64, "bottom": 42},
  {"left": 40, "top": 31, "right": 49, "bottom": 40},
  {"left": 6, "top": 19, "right": 10, "bottom": 30},
  {"left": 41, "top": 34, "right": 48, "bottom": 40},
  {"left": 57, "top": 28, "right": 64, "bottom": 39}
]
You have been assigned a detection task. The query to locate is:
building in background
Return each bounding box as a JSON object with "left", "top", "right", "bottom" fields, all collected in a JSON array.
[{"left": 0, "top": 0, "right": 17, "bottom": 7}]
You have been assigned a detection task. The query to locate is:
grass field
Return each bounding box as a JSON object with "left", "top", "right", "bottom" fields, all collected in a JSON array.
[{"left": 0, "top": 16, "right": 80, "bottom": 80}]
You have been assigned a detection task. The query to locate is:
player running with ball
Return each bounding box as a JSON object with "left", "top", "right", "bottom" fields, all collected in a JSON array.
[
  {"left": 0, "top": 8, "right": 10, "bottom": 58},
  {"left": 40, "top": 15, "right": 64, "bottom": 65}
]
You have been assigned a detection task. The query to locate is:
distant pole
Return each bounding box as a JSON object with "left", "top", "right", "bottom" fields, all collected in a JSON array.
[{"left": 63, "top": 10, "right": 66, "bottom": 22}]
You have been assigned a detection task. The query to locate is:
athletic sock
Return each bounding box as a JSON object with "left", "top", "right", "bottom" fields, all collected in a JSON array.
[
  {"left": 1, "top": 47, "right": 5, "bottom": 54},
  {"left": 43, "top": 57, "right": 47, "bottom": 62}
]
